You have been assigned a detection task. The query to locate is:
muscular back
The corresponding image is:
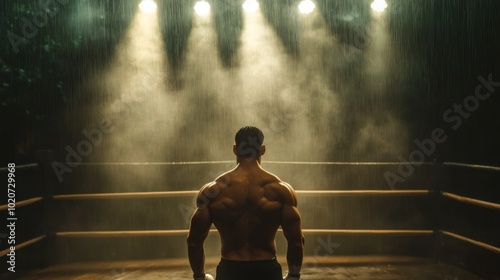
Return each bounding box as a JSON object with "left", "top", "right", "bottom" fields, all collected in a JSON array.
[{"left": 201, "top": 165, "right": 295, "bottom": 260}]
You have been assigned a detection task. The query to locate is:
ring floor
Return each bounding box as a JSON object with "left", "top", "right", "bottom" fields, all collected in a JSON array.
[{"left": 17, "top": 256, "right": 482, "bottom": 280}]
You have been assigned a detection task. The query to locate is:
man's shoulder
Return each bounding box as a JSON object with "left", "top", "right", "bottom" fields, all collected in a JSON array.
[
  {"left": 262, "top": 174, "right": 295, "bottom": 199},
  {"left": 198, "top": 180, "right": 222, "bottom": 196},
  {"left": 198, "top": 171, "right": 232, "bottom": 195},
  {"left": 269, "top": 181, "right": 295, "bottom": 195}
]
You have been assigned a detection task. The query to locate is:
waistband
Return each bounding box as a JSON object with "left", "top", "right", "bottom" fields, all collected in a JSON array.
[{"left": 220, "top": 257, "right": 278, "bottom": 265}]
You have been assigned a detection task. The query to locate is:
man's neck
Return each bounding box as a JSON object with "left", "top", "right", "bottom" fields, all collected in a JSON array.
[{"left": 236, "top": 158, "right": 261, "bottom": 169}]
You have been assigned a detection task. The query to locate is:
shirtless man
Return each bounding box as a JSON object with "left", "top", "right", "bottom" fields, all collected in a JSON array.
[{"left": 187, "top": 126, "right": 305, "bottom": 280}]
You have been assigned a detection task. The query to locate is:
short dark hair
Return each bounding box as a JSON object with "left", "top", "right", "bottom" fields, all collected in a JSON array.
[{"left": 235, "top": 126, "right": 264, "bottom": 159}]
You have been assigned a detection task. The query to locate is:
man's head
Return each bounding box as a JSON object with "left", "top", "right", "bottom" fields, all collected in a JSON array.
[{"left": 233, "top": 126, "right": 265, "bottom": 162}]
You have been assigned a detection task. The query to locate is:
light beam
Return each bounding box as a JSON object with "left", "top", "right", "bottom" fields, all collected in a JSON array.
[
  {"left": 298, "top": 0, "right": 315, "bottom": 15},
  {"left": 194, "top": 1, "right": 211, "bottom": 15},
  {"left": 139, "top": 0, "right": 157, "bottom": 14},
  {"left": 371, "top": 0, "right": 388, "bottom": 13},
  {"left": 243, "top": 0, "right": 259, "bottom": 13}
]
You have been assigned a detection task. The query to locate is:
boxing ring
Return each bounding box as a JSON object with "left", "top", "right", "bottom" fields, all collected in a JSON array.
[{"left": 1, "top": 160, "right": 499, "bottom": 279}]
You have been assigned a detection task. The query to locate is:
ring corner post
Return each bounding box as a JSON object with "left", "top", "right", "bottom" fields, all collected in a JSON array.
[
  {"left": 431, "top": 159, "right": 445, "bottom": 263},
  {"left": 35, "top": 150, "right": 57, "bottom": 268}
]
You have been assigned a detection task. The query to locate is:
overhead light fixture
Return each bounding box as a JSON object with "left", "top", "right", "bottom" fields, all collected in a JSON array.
[
  {"left": 371, "top": 0, "right": 388, "bottom": 13},
  {"left": 298, "top": 0, "right": 315, "bottom": 15},
  {"left": 243, "top": 0, "right": 259, "bottom": 13},
  {"left": 139, "top": 0, "right": 157, "bottom": 13},
  {"left": 194, "top": 1, "right": 211, "bottom": 15}
]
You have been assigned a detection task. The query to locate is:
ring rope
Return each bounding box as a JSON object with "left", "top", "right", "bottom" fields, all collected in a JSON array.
[
  {"left": 440, "top": 230, "right": 500, "bottom": 254},
  {"left": 2, "top": 161, "right": 499, "bottom": 171},
  {"left": 4, "top": 191, "right": 499, "bottom": 213},
  {"left": 443, "top": 162, "right": 500, "bottom": 172},
  {"left": 53, "top": 191, "right": 198, "bottom": 200},
  {"left": 267, "top": 161, "right": 433, "bottom": 166},
  {"left": 442, "top": 192, "right": 500, "bottom": 211},
  {"left": 4, "top": 230, "right": 497, "bottom": 260},
  {"left": 0, "top": 191, "right": 433, "bottom": 211},
  {"left": 0, "top": 197, "right": 43, "bottom": 211},
  {"left": 71, "top": 161, "right": 234, "bottom": 166},
  {"left": 72, "top": 160, "right": 500, "bottom": 170},
  {"left": 0, "top": 235, "right": 46, "bottom": 257},
  {"left": 0, "top": 163, "right": 38, "bottom": 172},
  {"left": 51, "top": 190, "right": 431, "bottom": 201},
  {"left": 54, "top": 230, "right": 500, "bottom": 255},
  {"left": 296, "top": 190, "right": 430, "bottom": 196},
  {"left": 55, "top": 229, "right": 434, "bottom": 238},
  {"left": 55, "top": 161, "right": 500, "bottom": 172},
  {"left": 56, "top": 161, "right": 435, "bottom": 166}
]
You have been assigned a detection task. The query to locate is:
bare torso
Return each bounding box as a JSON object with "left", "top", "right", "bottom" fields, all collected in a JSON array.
[{"left": 204, "top": 165, "right": 286, "bottom": 260}]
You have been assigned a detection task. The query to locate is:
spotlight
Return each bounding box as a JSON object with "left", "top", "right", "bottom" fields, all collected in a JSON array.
[
  {"left": 194, "top": 0, "right": 211, "bottom": 15},
  {"left": 243, "top": 0, "right": 259, "bottom": 13},
  {"left": 298, "top": 0, "right": 315, "bottom": 15},
  {"left": 139, "top": 0, "right": 157, "bottom": 13},
  {"left": 371, "top": 0, "right": 388, "bottom": 13}
]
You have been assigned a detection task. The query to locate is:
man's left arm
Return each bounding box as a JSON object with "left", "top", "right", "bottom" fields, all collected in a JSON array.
[{"left": 187, "top": 186, "right": 213, "bottom": 278}]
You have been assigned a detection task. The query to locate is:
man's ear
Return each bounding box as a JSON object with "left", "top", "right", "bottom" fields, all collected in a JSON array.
[
  {"left": 233, "top": 144, "right": 238, "bottom": 156},
  {"left": 260, "top": 145, "right": 266, "bottom": 156}
]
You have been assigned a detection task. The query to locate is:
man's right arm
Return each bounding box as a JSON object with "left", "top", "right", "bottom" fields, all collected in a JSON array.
[{"left": 280, "top": 183, "right": 305, "bottom": 278}]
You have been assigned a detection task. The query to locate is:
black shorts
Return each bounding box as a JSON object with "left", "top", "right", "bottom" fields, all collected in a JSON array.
[{"left": 216, "top": 258, "right": 283, "bottom": 280}]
